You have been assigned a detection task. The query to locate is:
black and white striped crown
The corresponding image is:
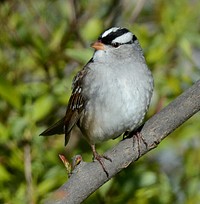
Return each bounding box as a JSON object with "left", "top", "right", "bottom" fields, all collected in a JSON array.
[{"left": 98, "top": 27, "right": 137, "bottom": 45}]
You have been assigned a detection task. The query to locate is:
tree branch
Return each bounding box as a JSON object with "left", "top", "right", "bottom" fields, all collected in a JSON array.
[{"left": 45, "top": 80, "right": 200, "bottom": 204}]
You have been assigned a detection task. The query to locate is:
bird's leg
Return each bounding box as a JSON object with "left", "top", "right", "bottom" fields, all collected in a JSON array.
[
  {"left": 134, "top": 132, "right": 148, "bottom": 159},
  {"left": 91, "top": 144, "right": 112, "bottom": 177}
]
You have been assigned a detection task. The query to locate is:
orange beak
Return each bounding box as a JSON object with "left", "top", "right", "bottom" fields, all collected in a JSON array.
[{"left": 91, "top": 41, "right": 105, "bottom": 50}]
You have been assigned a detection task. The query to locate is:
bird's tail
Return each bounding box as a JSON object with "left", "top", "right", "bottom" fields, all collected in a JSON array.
[{"left": 40, "top": 117, "right": 65, "bottom": 136}]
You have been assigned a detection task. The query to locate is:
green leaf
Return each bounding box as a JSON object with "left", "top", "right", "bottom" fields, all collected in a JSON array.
[
  {"left": 179, "top": 37, "right": 192, "bottom": 58},
  {"left": 65, "top": 49, "right": 92, "bottom": 63},
  {"left": 0, "top": 76, "right": 21, "bottom": 110},
  {"left": 81, "top": 18, "right": 103, "bottom": 41},
  {"left": 0, "top": 165, "right": 11, "bottom": 181},
  {"left": 32, "top": 95, "right": 55, "bottom": 122}
]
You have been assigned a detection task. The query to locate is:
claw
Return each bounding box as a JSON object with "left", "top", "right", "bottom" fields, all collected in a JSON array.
[
  {"left": 91, "top": 144, "right": 112, "bottom": 177},
  {"left": 134, "top": 132, "right": 148, "bottom": 159}
]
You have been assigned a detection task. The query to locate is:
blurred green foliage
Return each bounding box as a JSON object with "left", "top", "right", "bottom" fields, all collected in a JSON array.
[{"left": 0, "top": 0, "right": 200, "bottom": 203}]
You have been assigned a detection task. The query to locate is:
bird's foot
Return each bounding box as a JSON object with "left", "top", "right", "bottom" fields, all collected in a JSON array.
[
  {"left": 91, "top": 145, "right": 112, "bottom": 177},
  {"left": 134, "top": 132, "right": 148, "bottom": 160}
]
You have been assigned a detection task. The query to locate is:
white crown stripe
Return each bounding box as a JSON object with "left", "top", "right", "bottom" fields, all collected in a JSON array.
[
  {"left": 101, "top": 27, "right": 120, "bottom": 38},
  {"left": 112, "top": 32, "right": 133, "bottom": 44}
]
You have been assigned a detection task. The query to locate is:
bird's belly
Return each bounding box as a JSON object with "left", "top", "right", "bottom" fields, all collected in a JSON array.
[{"left": 81, "top": 84, "right": 150, "bottom": 144}]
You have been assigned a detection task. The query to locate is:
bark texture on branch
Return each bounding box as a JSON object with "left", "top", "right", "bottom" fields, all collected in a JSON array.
[{"left": 45, "top": 80, "right": 200, "bottom": 204}]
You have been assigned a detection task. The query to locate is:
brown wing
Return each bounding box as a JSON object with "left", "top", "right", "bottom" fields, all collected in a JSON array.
[
  {"left": 40, "top": 67, "right": 88, "bottom": 146},
  {"left": 63, "top": 67, "right": 88, "bottom": 145},
  {"left": 64, "top": 90, "right": 84, "bottom": 144}
]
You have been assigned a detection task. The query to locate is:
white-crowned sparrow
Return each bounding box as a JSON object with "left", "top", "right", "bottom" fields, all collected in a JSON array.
[{"left": 40, "top": 27, "right": 154, "bottom": 175}]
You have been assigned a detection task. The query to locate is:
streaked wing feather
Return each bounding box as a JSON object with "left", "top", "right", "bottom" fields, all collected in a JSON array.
[
  {"left": 63, "top": 68, "right": 87, "bottom": 145},
  {"left": 40, "top": 63, "right": 88, "bottom": 147}
]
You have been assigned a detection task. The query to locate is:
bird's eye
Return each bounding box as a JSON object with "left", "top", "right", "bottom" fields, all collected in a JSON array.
[{"left": 112, "top": 42, "right": 120, "bottom": 48}]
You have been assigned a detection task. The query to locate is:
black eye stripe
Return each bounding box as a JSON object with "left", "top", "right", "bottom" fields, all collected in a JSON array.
[{"left": 98, "top": 28, "right": 137, "bottom": 45}]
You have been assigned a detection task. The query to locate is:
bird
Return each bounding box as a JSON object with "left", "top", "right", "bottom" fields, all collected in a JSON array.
[{"left": 40, "top": 27, "right": 154, "bottom": 176}]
